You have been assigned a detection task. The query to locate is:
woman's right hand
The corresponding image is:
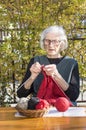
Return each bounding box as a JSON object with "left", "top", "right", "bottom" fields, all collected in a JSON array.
[{"left": 30, "top": 62, "right": 42, "bottom": 79}]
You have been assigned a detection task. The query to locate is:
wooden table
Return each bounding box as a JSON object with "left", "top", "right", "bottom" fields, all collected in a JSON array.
[{"left": 0, "top": 107, "right": 86, "bottom": 130}]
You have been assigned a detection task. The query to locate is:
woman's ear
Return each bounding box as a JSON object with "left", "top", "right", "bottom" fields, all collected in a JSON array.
[{"left": 60, "top": 41, "right": 65, "bottom": 51}]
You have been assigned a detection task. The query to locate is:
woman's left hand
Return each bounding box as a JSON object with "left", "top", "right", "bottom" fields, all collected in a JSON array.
[{"left": 43, "top": 64, "right": 59, "bottom": 77}]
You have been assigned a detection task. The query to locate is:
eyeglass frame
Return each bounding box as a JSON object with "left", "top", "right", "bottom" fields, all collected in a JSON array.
[{"left": 43, "top": 39, "right": 61, "bottom": 45}]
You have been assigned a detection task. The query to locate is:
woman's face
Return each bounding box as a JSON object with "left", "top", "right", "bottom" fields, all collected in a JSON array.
[{"left": 43, "top": 32, "right": 62, "bottom": 58}]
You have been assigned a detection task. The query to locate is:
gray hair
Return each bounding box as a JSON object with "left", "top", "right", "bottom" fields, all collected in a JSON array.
[{"left": 40, "top": 25, "right": 68, "bottom": 51}]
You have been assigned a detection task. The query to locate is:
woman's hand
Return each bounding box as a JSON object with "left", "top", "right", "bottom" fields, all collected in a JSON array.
[
  {"left": 43, "top": 64, "right": 59, "bottom": 77},
  {"left": 30, "top": 62, "right": 42, "bottom": 79}
]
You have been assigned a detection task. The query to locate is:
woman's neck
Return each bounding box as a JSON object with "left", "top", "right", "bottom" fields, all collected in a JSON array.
[{"left": 47, "top": 54, "right": 62, "bottom": 59}]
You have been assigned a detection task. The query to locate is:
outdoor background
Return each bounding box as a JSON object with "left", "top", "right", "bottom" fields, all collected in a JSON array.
[{"left": 0, "top": 0, "right": 86, "bottom": 106}]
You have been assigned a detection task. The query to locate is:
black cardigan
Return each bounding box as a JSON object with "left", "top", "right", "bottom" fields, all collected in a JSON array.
[{"left": 17, "top": 56, "right": 80, "bottom": 102}]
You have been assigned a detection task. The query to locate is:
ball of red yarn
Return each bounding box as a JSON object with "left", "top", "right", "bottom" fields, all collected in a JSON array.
[
  {"left": 35, "top": 99, "right": 49, "bottom": 110},
  {"left": 55, "top": 97, "right": 70, "bottom": 112}
]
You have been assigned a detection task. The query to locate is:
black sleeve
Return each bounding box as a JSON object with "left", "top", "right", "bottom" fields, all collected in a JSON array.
[
  {"left": 17, "top": 58, "right": 34, "bottom": 98},
  {"left": 65, "top": 62, "right": 80, "bottom": 101}
]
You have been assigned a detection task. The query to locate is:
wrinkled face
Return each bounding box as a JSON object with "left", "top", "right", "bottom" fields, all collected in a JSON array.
[{"left": 43, "top": 32, "right": 61, "bottom": 58}]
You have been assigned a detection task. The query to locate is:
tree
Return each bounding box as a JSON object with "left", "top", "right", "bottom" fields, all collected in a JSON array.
[{"left": 0, "top": 0, "right": 86, "bottom": 105}]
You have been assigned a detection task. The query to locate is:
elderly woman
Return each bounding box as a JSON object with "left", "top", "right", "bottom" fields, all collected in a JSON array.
[{"left": 17, "top": 25, "right": 80, "bottom": 106}]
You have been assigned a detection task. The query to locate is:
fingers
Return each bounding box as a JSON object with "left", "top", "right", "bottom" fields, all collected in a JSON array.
[
  {"left": 43, "top": 64, "right": 56, "bottom": 71},
  {"left": 30, "top": 62, "right": 42, "bottom": 74},
  {"left": 34, "top": 62, "right": 42, "bottom": 71},
  {"left": 43, "top": 64, "right": 57, "bottom": 76},
  {"left": 35, "top": 62, "right": 40, "bottom": 66}
]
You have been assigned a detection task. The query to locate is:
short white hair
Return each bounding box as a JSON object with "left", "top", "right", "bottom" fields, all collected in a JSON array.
[{"left": 40, "top": 25, "right": 68, "bottom": 51}]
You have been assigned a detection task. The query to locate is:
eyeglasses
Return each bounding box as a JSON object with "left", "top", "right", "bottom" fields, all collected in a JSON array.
[{"left": 43, "top": 39, "right": 61, "bottom": 45}]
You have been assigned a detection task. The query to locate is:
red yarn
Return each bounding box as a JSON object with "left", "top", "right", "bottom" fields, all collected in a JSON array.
[
  {"left": 47, "top": 99, "right": 57, "bottom": 106},
  {"left": 37, "top": 70, "right": 73, "bottom": 107},
  {"left": 55, "top": 97, "right": 70, "bottom": 112},
  {"left": 35, "top": 99, "right": 49, "bottom": 110}
]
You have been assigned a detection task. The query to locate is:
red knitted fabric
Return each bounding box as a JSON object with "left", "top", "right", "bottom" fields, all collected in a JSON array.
[{"left": 37, "top": 70, "right": 73, "bottom": 106}]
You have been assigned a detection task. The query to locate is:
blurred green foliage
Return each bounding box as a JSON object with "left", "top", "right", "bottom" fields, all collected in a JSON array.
[{"left": 0, "top": 0, "right": 86, "bottom": 105}]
